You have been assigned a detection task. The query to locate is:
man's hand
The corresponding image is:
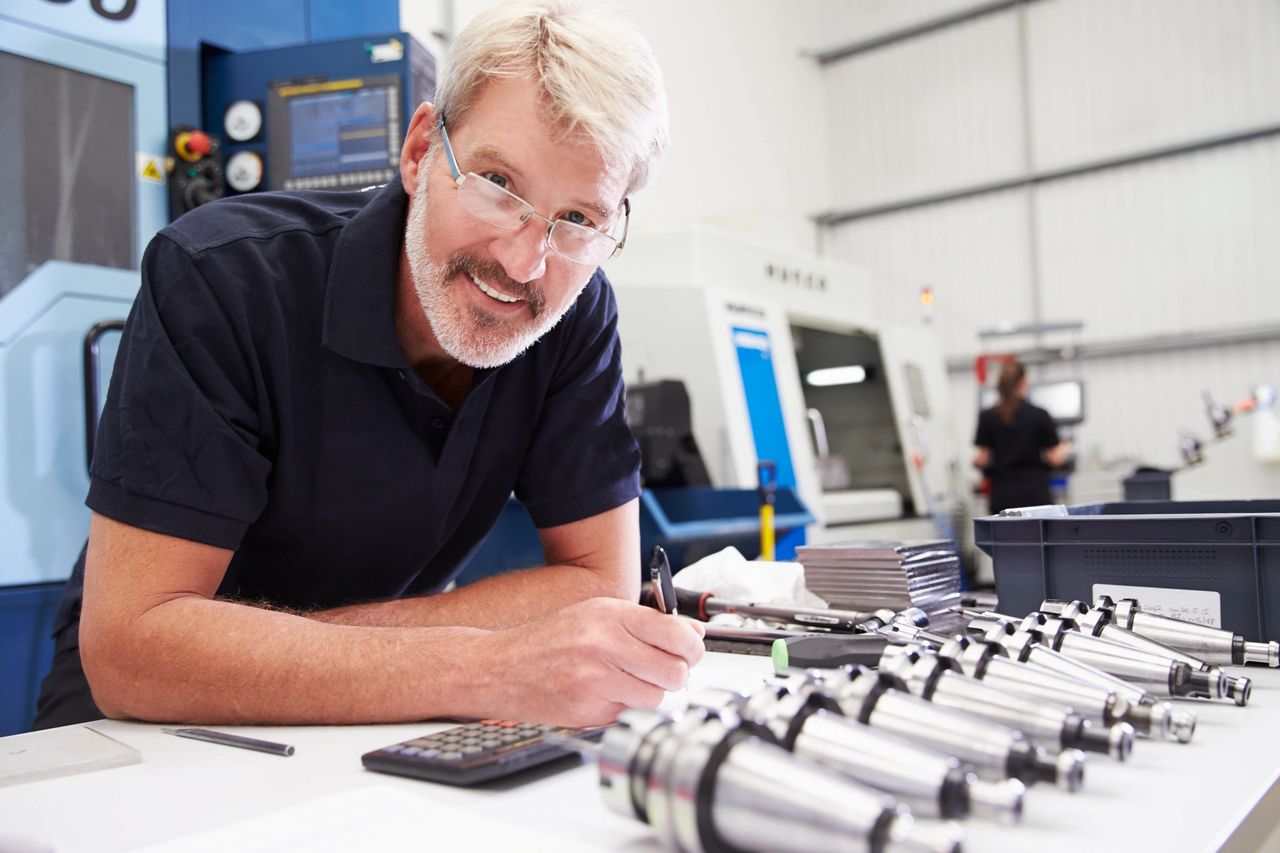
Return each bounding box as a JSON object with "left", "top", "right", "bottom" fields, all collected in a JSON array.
[
  {"left": 1044, "top": 441, "right": 1072, "bottom": 468},
  {"left": 467, "top": 597, "right": 706, "bottom": 728}
]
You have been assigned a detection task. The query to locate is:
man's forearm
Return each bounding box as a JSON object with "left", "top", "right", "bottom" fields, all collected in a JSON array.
[
  {"left": 310, "top": 561, "right": 635, "bottom": 629},
  {"left": 82, "top": 595, "right": 501, "bottom": 724}
]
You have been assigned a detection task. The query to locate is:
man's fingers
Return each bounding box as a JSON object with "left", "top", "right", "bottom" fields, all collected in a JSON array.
[
  {"left": 602, "top": 667, "right": 669, "bottom": 710},
  {"left": 616, "top": 648, "right": 690, "bottom": 693},
  {"left": 623, "top": 605, "right": 706, "bottom": 664}
]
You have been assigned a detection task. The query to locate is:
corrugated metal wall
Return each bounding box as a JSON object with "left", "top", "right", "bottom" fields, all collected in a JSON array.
[
  {"left": 1027, "top": 0, "right": 1280, "bottom": 170},
  {"left": 818, "top": 0, "right": 1280, "bottom": 500},
  {"left": 823, "top": 11, "right": 1026, "bottom": 206}
]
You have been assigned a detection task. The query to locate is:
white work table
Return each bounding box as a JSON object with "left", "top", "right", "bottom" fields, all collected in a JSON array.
[{"left": 2, "top": 652, "right": 1279, "bottom": 852}]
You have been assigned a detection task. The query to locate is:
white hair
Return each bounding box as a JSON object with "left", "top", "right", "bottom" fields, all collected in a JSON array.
[{"left": 434, "top": 0, "right": 669, "bottom": 196}]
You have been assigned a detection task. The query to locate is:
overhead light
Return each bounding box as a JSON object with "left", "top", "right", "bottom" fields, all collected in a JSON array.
[{"left": 806, "top": 365, "right": 867, "bottom": 386}]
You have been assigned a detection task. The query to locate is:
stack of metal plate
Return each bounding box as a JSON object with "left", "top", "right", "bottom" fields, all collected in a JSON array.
[{"left": 796, "top": 539, "right": 962, "bottom": 617}]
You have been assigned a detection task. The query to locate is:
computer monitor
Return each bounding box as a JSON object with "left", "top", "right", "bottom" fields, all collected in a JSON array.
[
  {"left": 978, "top": 379, "right": 1085, "bottom": 426},
  {"left": 266, "top": 75, "right": 403, "bottom": 190}
]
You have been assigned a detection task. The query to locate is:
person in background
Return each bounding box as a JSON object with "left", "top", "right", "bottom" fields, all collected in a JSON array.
[
  {"left": 34, "top": 0, "right": 704, "bottom": 731},
  {"left": 973, "top": 360, "right": 1071, "bottom": 513}
]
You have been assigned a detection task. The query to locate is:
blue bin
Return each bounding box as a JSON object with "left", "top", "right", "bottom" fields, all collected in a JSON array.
[
  {"left": 0, "top": 583, "right": 62, "bottom": 736},
  {"left": 456, "top": 486, "right": 814, "bottom": 586}
]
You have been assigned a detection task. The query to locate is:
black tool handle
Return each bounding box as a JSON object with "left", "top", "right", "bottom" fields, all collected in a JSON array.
[{"left": 774, "top": 634, "right": 891, "bottom": 669}]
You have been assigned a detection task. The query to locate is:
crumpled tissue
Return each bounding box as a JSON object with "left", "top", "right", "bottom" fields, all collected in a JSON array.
[{"left": 671, "top": 546, "right": 828, "bottom": 609}]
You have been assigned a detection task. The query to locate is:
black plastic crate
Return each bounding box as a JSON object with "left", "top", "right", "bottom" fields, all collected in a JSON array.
[
  {"left": 974, "top": 500, "right": 1280, "bottom": 642},
  {"left": 1121, "top": 469, "right": 1172, "bottom": 501}
]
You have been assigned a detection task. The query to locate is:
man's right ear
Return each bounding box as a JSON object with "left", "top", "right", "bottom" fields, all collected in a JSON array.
[{"left": 400, "top": 102, "right": 439, "bottom": 195}]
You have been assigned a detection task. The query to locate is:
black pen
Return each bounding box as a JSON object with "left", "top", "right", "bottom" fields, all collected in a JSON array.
[
  {"left": 648, "top": 545, "right": 678, "bottom": 617},
  {"left": 161, "top": 726, "right": 295, "bottom": 757}
]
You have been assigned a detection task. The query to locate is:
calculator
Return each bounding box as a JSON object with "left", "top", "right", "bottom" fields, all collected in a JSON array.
[{"left": 361, "top": 720, "right": 606, "bottom": 787}]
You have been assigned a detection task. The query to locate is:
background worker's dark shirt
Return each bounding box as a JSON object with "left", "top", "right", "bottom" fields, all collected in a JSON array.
[
  {"left": 975, "top": 401, "right": 1060, "bottom": 513},
  {"left": 55, "top": 179, "right": 641, "bottom": 632}
]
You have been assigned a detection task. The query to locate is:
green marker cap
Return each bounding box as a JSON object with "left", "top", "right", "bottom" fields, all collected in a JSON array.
[{"left": 771, "top": 637, "right": 789, "bottom": 672}]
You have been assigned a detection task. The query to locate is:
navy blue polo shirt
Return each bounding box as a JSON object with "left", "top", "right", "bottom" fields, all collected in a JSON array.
[{"left": 72, "top": 179, "right": 640, "bottom": 614}]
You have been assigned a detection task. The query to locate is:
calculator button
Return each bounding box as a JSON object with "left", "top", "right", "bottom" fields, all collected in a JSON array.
[
  {"left": 460, "top": 745, "right": 483, "bottom": 755},
  {"left": 439, "top": 751, "right": 463, "bottom": 762}
]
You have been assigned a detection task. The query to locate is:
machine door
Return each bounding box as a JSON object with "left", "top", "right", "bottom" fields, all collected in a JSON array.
[
  {"left": 792, "top": 325, "right": 906, "bottom": 523},
  {"left": 877, "top": 324, "right": 954, "bottom": 519},
  {"left": 0, "top": 17, "right": 168, "bottom": 586}
]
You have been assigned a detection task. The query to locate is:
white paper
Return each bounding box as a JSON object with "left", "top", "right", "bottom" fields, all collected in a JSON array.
[
  {"left": 1093, "top": 584, "right": 1222, "bottom": 628},
  {"left": 128, "top": 786, "right": 593, "bottom": 853}
]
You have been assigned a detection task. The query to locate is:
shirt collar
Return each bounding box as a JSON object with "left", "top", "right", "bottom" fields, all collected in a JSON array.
[{"left": 322, "top": 180, "right": 411, "bottom": 368}]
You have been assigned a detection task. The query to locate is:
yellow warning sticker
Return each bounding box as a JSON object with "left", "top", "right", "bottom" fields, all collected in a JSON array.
[{"left": 137, "top": 152, "right": 165, "bottom": 183}]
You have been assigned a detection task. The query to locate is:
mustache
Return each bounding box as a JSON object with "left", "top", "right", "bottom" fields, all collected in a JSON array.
[{"left": 446, "top": 253, "right": 546, "bottom": 317}]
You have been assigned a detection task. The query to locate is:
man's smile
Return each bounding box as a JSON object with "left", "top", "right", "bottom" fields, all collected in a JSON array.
[{"left": 470, "top": 272, "right": 523, "bottom": 304}]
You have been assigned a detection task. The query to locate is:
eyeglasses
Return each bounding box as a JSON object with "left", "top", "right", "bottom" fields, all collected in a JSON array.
[{"left": 437, "top": 116, "right": 629, "bottom": 266}]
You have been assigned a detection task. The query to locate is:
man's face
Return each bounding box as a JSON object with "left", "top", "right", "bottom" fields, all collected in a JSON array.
[{"left": 404, "top": 77, "right": 627, "bottom": 369}]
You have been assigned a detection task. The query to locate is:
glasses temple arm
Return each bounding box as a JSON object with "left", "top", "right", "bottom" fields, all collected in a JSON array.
[{"left": 436, "top": 116, "right": 464, "bottom": 182}]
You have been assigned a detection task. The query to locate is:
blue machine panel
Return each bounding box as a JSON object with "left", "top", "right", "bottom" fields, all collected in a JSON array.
[
  {"left": 732, "top": 326, "right": 797, "bottom": 488},
  {"left": 310, "top": 0, "right": 399, "bottom": 43},
  {"left": 732, "top": 325, "right": 805, "bottom": 558},
  {"left": 0, "top": 0, "right": 166, "bottom": 62},
  {"left": 0, "top": 584, "right": 62, "bottom": 736}
]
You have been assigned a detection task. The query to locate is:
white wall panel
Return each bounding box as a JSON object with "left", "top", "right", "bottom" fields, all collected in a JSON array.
[
  {"left": 824, "top": 10, "right": 1025, "bottom": 208},
  {"left": 799, "top": 0, "right": 996, "bottom": 51},
  {"left": 1028, "top": 0, "right": 1280, "bottom": 170},
  {"left": 1036, "top": 136, "right": 1280, "bottom": 341},
  {"left": 826, "top": 189, "right": 1035, "bottom": 357}
]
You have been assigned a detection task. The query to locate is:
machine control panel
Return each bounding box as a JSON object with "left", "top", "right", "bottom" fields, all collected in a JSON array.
[
  {"left": 200, "top": 33, "right": 434, "bottom": 204},
  {"left": 168, "top": 126, "right": 224, "bottom": 217}
]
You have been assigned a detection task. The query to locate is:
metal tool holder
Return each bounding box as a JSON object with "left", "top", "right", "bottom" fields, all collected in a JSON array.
[{"left": 577, "top": 595, "right": 1254, "bottom": 851}]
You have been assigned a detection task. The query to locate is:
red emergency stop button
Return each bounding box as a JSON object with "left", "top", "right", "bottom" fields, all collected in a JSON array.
[{"left": 175, "top": 130, "right": 212, "bottom": 162}]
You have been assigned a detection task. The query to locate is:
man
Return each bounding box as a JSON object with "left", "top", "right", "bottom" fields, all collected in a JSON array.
[{"left": 34, "top": 0, "right": 704, "bottom": 729}]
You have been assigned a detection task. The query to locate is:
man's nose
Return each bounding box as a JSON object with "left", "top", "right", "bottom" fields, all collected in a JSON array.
[{"left": 490, "top": 218, "right": 550, "bottom": 283}]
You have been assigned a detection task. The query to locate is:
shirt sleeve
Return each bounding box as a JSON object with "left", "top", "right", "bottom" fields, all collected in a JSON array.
[
  {"left": 514, "top": 271, "right": 641, "bottom": 528},
  {"left": 974, "top": 409, "right": 994, "bottom": 447},
  {"left": 86, "top": 233, "right": 272, "bottom": 549},
  {"left": 1038, "top": 408, "right": 1062, "bottom": 449}
]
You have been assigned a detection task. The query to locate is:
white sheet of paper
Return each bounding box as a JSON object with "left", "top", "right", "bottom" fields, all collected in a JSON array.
[{"left": 128, "top": 785, "right": 598, "bottom": 853}]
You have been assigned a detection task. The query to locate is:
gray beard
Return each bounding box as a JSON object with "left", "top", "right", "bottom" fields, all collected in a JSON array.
[{"left": 403, "top": 167, "right": 586, "bottom": 369}]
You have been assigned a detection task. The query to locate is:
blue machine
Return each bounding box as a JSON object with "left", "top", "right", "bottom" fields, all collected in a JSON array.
[
  {"left": 0, "top": 2, "right": 169, "bottom": 737},
  {"left": 0, "top": 0, "right": 411, "bottom": 736}
]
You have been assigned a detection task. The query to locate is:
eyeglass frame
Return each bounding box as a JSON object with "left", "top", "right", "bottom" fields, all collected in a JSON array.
[{"left": 435, "top": 115, "right": 630, "bottom": 265}]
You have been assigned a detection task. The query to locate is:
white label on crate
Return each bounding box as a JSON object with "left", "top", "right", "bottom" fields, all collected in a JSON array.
[{"left": 1092, "top": 584, "right": 1221, "bottom": 628}]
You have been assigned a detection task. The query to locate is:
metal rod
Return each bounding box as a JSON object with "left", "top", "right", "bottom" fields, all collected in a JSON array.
[
  {"left": 816, "top": 122, "right": 1280, "bottom": 227},
  {"left": 945, "top": 323, "right": 1280, "bottom": 372},
  {"left": 808, "top": 0, "right": 1029, "bottom": 65}
]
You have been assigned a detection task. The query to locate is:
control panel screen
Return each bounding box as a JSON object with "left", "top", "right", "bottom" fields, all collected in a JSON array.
[
  {"left": 267, "top": 75, "right": 401, "bottom": 190},
  {"left": 289, "top": 86, "right": 392, "bottom": 177}
]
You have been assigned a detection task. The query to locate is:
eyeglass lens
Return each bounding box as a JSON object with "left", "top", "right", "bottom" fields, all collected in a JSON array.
[{"left": 456, "top": 175, "right": 617, "bottom": 264}]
